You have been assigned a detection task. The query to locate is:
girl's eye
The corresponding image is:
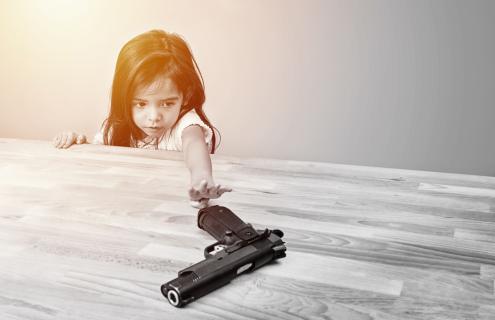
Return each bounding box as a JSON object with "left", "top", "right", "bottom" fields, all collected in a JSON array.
[
  {"left": 161, "top": 102, "right": 175, "bottom": 108},
  {"left": 135, "top": 102, "right": 146, "bottom": 108}
]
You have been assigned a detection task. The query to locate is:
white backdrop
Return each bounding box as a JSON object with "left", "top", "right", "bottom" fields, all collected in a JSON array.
[{"left": 1, "top": 0, "right": 494, "bottom": 176}]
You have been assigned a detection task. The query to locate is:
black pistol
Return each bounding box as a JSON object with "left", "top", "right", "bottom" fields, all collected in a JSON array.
[{"left": 161, "top": 205, "right": 287, "bottom": 307}]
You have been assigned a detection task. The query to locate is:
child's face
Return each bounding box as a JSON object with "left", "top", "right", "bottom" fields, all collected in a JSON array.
[{"left": 131, "top": 75, "right": 184, "bottom": 139}]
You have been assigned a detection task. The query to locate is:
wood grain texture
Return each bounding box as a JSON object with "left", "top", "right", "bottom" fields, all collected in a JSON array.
[{"left": 1, "top": 138, "right": 495, "bottom": 319}]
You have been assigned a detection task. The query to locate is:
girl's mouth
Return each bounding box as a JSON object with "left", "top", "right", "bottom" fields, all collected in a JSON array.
[
  {"left": 144, "top": 127, "right": 165, "bottom": 136},
  {"left": 147, "top": 127, "right": 162, "bottom": 131}
]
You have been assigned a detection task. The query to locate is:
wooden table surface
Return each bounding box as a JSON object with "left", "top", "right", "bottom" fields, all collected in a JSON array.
[{"left": 1, "top": 138, "right": 494, "bottom": 320}]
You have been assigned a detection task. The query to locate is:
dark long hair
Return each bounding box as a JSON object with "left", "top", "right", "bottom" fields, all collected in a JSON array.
[{"left": 102, "top": 29, "right": 218, "bottom": 153}]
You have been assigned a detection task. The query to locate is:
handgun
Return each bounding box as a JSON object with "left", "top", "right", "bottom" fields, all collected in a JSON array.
[{"left": 161, "top": 205, "right": 287, "bottom": 307}]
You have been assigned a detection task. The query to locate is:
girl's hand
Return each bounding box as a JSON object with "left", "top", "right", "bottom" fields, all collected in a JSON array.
[
  {"left": 53, "top": 132, "right": 87, "bottom": 149},
  {"left": 189, "top": 179, "right": 232, "bottom": 209}
]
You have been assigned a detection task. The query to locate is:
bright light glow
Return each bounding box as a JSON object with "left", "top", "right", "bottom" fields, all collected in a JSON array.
[{"left": 30, "top": 0, "right": 90, "bottom": 22}]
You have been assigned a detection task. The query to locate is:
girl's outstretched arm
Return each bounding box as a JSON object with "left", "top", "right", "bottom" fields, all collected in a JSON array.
[{"left": 182, "top": 125, "right": 232, "bottom": 208}]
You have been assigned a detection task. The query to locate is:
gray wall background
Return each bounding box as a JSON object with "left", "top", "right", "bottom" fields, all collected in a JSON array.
[{"left": 1, "top": 0, "right": 494, "bottom": 176}]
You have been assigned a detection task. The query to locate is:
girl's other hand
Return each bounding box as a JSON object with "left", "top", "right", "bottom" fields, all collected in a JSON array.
[
  {"left": 53, "top": 132, "right": 87, "bottom": 149},
  {"left": 189, "top": 179, "right": 232, "bottom": 209}
]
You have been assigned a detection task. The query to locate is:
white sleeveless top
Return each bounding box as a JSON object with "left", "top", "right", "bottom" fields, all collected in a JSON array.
[{"left": 92, "top": 110, "right": 213, "bottom": 151}]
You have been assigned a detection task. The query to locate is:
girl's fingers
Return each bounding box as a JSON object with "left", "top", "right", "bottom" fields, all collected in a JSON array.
[
  {"left": 218, "top": 186, "right": 232, "bottom": 195},
  {"left": 189, "top": 182, "right": 212, "bottom": 201},
  {"left": 61, "top": 132, "right": 70, "bottom": 148},
  {"left": 190, "top": 200, "right": 201, "bottom": 208},
  {"left": 53, "top": 134, "right": 61, "bottom": 147},
  {"left": 205, "top": 184, "right": 232, "bottom": 199},
  {"left": 190, "top": 198, "right": 209, "bottom": 209},
  {"left": 200, "top": 198, "right": 209, "bottom": 208},
  {"left": 219, "top": 188, "right": 232, "bottom": 195},
  {"left": 53, "top": 132, "right": 86, "bottom": 148},
  {"left": 76, "top": 134, "right": 86, "bottom": 144},
  {"left": 62, "top": 132, "right": 75, "bottom": 148},
  {"left": 56, "top": 134, "right": 64, "bottom": 148},
  {"left": 217, "top": 184, "right": 232, "bottom": 193},
  {"left": 59, "top": 133, "right": 69, "bottom": 149},
  {"left": 188, "top": 187, "right": 201, "bottom": 201},
  {"left": 199, "top": 180, "right": 208, "bottom": 194},
  {"left": 208, "top": 184, "right": 220, "bottom": 197},
  {"left": 189, "top": 182, "right": 232, "bottom": 201},
  {"left": 201, "top": 184, "right": 219, "bottom": 199}
]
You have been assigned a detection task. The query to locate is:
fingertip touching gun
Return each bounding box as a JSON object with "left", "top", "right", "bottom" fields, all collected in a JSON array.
[{"left": 161, "top": 205, "right": 287, "bottom": 307}]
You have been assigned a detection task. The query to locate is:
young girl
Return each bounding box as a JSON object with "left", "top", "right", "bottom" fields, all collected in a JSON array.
[{"left": 53, "top": 29, "right": 231, "bottom": 208}]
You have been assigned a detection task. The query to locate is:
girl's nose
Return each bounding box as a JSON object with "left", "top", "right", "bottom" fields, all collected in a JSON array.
[{"left": 148, "top": 106, "right": 162, "bottom": 122}]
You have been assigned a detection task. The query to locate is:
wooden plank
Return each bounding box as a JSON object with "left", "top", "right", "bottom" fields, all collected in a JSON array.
[
  {"left": 419, "top": 183, "right": 495, "bottom": 198},
  {"left": 480, "top": 265, "right": 495, "bottom": 281},
  {"left": 455, "top": 229, "right": 495, "bottom": 243}
]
